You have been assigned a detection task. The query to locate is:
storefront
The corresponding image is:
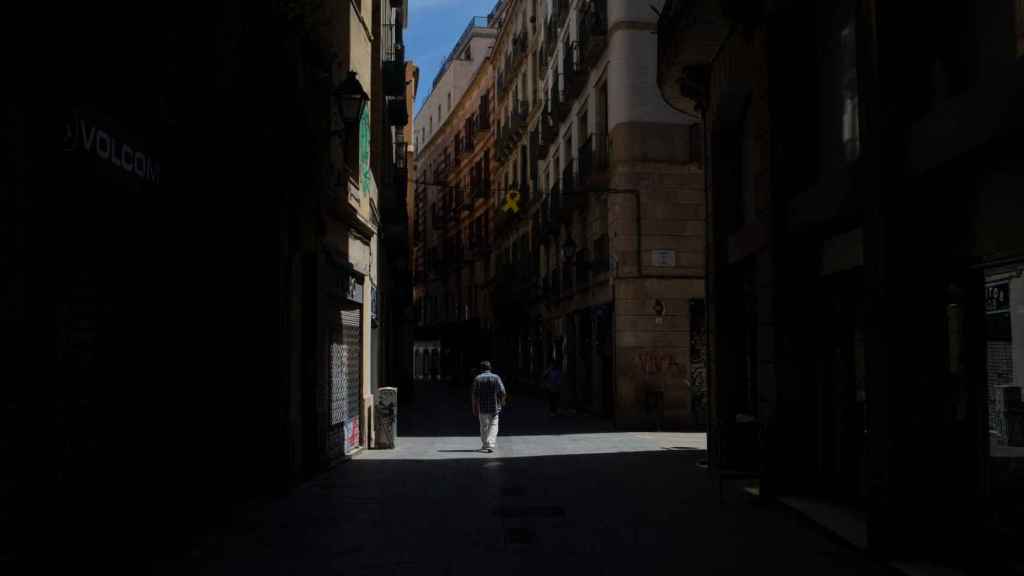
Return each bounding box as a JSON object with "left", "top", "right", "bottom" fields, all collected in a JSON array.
[{"left": 323, "top": 255, "right": 366, "bottom": 460}]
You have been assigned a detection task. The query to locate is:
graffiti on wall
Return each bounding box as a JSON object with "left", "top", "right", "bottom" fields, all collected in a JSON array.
[{"left": 636, "top": 350, "right": 685, "bottom": 377}]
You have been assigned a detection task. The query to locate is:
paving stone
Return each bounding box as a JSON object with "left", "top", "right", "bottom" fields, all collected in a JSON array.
[{"left": 194, "top": 383, "right": 888, "bottom": 575}]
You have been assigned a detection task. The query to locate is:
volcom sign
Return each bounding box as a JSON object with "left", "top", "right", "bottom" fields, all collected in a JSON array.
[{"left": 65, "top": 112, "right": 161, "bottom": 184}]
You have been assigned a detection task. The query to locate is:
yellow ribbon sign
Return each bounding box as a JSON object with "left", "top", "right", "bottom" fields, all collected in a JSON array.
[{"left": 502, "top": 190, "right": 521, "bottom": 213}]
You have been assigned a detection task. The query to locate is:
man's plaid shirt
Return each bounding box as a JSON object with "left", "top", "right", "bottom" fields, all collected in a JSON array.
[{"left": 472, "top": 371, "right": 506, "bottom": 415}]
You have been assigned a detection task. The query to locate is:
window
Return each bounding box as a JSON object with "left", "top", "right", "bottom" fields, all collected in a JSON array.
[{"left": 839, "top": 18, "right": 860, "bottom": 162}]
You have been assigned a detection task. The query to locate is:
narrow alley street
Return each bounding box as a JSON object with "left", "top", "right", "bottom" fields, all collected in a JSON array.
[{"left": 192, "top": 383, "right": 889, "bottom": 575}]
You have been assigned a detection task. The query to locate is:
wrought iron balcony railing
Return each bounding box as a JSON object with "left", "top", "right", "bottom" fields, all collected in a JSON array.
[
  {"left": 554, "top": 0, "right": 570, "bottom": 30},
  {"left": 577, "top": 132, "right": 609, "bottom": 192},
  {"left": 562, "top": 41, "right": 586, "bottom": 103},
  {"left": 577, "top": 0, "right": 608, "bottom": 71},
  {"left": 559, "top": 163, "right": 576, "bottom": 221},
  {"left": 562, "top": 264, "right": 574, "bottom": 295},
  {"left": 383, "top": 45, "right": 406, "bottom": 98}
]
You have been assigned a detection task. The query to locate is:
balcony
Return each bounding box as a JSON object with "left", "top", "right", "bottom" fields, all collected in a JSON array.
[
  {"left": 431, "top": 204, "right": 451, "bottom": 230},
  {"left": 592, "top": 234, "right": 611, "bottom": 276},
  {"left": 553, "top": 0, "right": 570, "bottom": 30},
  {"left": 495, "top": 124, "right": 509, "bottom": 161},
  {"left": 451, "top": 240, "right": 466, "bottom": 271},
  {"left": 575, "top": 251, "right": 590, "bottom": 288},
  {"left": 475, "top": 110, "right": 491, "bottom": 134},
  {"left": 577, "top": 132, "right": 610, "bottom": 192},
  {"left": 543, "top": 188, "right": 561, "bottom": 236},
  {"left": 518, "top": 181, "right": 531, "bottom": 211},
  {"left": 511, "top": 99, "right": 528, "bottom": 138},
  {"left": 470, "top": 237, "right": 493, "bottom": 259},
  {"left": 470, "top": 175, "right": 486, "bottom": 200},
  {"left": 495, "top": 195, "right": 521, "bottom": 236},
  {"left": 511, "top": 29, "right": 529, "bottom": 74},
  {"left": 383, "top": 46, "right": 406, "bottom": 98},
  {"left": 577, "top": 0, "right": 608, "bottom": 71},
  {"left": 543, "top": 17, "right": 559, "bottom": 67},
  {"left": 548, "top": 84, "right": 564, "bottom": 126},
  {"left": 563, "top": 42, "right": 586, "bottom": 103},
  {"left": 386, "top": 97, "right": 408, "bottom": 127},
  {"left": 656, "top": 0, "right": 733, "bottom": 116},
  {"left": 559, "top": 163, "right": 576, "bottom": 222},
  {"left": 538, "top": 112, "right": 556, "bottom": 156}
]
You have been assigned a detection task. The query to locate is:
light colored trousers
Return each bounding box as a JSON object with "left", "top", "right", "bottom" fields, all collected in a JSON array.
[{"left": 479, "top": 412, "right": 500, "bottom": 449}]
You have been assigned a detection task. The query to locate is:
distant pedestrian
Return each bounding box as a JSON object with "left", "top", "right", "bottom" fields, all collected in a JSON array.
[
  {"left": 544, "top": 362, "right": 561, "bottom": 417},
  {"left": 471, "top": 360, "right": 506, "bottom": 453}
]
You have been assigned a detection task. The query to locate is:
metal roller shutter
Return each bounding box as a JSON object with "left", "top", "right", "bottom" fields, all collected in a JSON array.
[{"left": 330, "top": 307, "right": 362, "bottom": 457}]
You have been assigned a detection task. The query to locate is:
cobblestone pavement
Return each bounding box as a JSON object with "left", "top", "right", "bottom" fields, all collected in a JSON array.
[{"left": 193, "top": 382, "right": 889, "bottom": 575}]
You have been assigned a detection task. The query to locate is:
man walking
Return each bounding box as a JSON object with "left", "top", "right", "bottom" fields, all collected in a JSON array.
[
  {"left": 543, "top": 361, "right": 561, "bottom": 417},
  {"left": 471, "top": 361, "right": 506, "bottom": 453}
]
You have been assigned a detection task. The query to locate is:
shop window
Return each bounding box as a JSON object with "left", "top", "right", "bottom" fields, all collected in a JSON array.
[{"left": 985, "top": 268, "right": 1024, "bottom": 454}]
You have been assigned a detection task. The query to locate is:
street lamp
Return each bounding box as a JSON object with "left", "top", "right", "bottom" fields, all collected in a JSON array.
[{"left": 333, "top": 71, "right": 369, "bottom": 125}]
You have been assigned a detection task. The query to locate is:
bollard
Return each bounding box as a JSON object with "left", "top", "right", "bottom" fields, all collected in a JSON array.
[{"left": 375, "top": 387, "right": 398, "bottom": 449}]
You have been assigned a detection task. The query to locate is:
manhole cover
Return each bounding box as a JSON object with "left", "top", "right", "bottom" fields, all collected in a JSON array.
[{"left": 493, "top": 505, "right": 565, "bottom": 518}]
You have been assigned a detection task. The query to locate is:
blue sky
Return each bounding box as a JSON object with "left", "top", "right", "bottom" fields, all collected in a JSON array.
[{"left": 407, "top": 0, "right": 499, "bottom": 116}]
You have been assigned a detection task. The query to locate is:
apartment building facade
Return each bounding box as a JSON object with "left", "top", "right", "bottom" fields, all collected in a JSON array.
[
  {"left": 412, "top": 14, "right": 500, "bottom": 385},
  {"left": 7, "top": 1, "right": 411, "bottom": 570},
  {"left": 658, "top": 0, "right": 1024, "bottom": 571},
  {"left": 488, "top": 0, "right": 705, "bottom": 428}
]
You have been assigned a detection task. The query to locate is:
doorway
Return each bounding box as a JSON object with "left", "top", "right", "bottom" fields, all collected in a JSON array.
[{"left": 815, "top": 268, "right": 867, "bottom": 507}]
